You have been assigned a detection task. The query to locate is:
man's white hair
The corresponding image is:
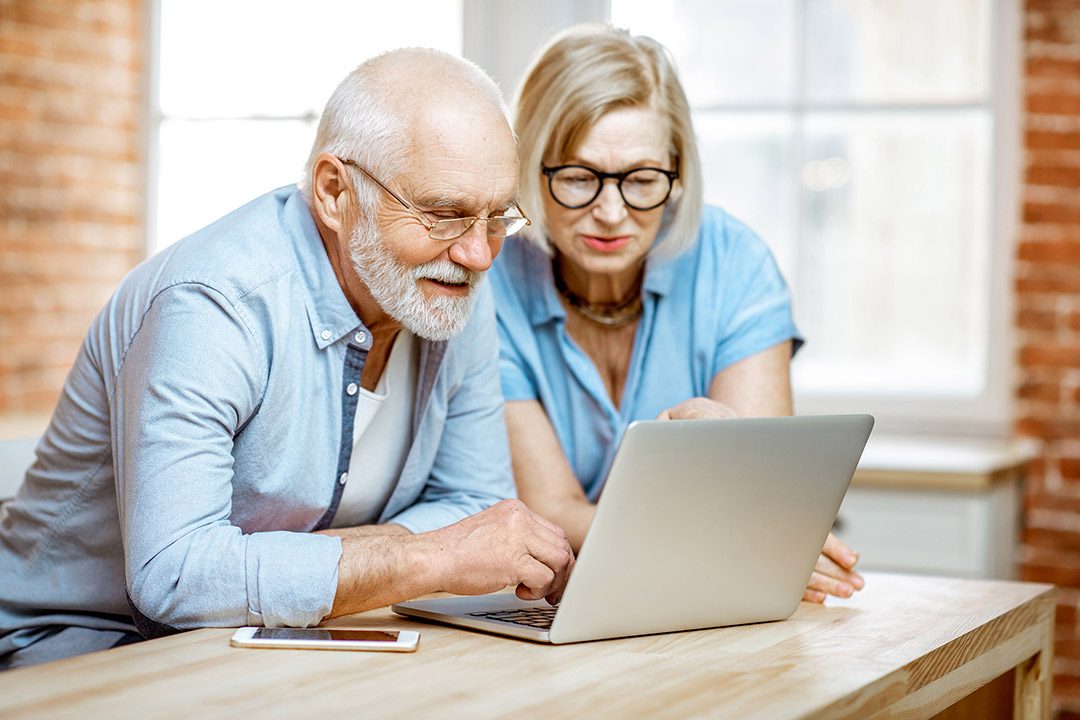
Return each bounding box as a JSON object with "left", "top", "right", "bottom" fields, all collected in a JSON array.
[{"left": 298, "top": 48, "right": 511, "bottom": 213}]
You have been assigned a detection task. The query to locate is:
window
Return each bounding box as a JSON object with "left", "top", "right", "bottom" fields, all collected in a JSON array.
[
  {"left": 151, "top": 0, "right": 463, "bottom": 253},
  {"left": 150, "top": 1, "right": 1019, "bottom": 432},
  {"left": 609, "top": 0, "right": 1018, "bottom": 432}
]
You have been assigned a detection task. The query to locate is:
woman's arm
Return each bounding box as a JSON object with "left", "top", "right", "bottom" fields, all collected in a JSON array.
[
  {"left": 708, "top": 340, "right": 793, "bottom": 416},
  {"left": 504, "top": 399, "right": 597, "bottom": 553}
]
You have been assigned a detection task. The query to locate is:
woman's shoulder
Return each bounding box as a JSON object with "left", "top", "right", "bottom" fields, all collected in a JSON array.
[
  {"left": 697, "top": 205, "right": 770, "bottom": 253},
  {"left": 668, "top": 205, "right": 774, "bottom": 274}
]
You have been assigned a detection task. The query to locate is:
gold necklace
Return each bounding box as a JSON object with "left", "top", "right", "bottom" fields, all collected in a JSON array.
[{"left": 553, "top": 260, "right": 643, "bottom": 327}]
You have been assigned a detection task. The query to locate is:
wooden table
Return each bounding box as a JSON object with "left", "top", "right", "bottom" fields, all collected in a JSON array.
[{"left": 0, "top": 573, "right": 1054, "bottom": 719}]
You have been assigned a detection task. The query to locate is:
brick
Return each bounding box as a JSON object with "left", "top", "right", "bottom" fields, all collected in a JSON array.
[
  {"left": 5, "top": 2, "right": 137, "bottom": 38},
  {"left": 1027, "top": 526, "right": 1080, "bottom": 549},
  {"left": 0, "top": 219, "right": 141, "bottom": 252},
  {"left": 1060, "top": 600, "right": 1078, "bottom": 628},
  {"left": 1026, "top": 10, "right": 1080, "bottom": 44},
  {"left": 1019, "top": 239, "right": 1080, "bottom": 263},
  {"left": 1019, "top": 223, "right": 1080, "bottom": 245},
  {"left": 0, "top": 86, "right": 141, "bottom": 130},
  {"left": 1028, "top": 164, "right": 1080, "bottom": 187},
  {"left": 1020, "top": 379, "right": 1062, "bottom": 401},
  {"left": 1027, "top": 130, "right": 1080, "bottom": 150},
  {"left": 1024, "top": 201, "right": 1080, "bottom": 224},
  {"left": 1025, "top": 562, "right": 1080, "bottom": 587},
  {"left": 1018, "top": 416, "right": 1080, "bottom": 440},
  {"left": 1029, "top": 93, "right": 1080, "bottom": 115},
  {"left": 1016, "top": 265, "right": 1080, "bottom": 292},
  {"left": 1066, "top": 459, "right": 1080, "bottom": 481},
  {"left": 1017, "top": 308, "right": 1059, "bottom": 331},
  {"left": 1027, "top": 1, "right": 1080, "bottom": 17},
  {"left": 1028, "top": 56, "right": 1080, "bottom": 79}
]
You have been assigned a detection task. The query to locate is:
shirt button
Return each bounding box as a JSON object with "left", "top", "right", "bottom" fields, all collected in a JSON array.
[
  {"left": 338, "top": 472, "right": 348, "bottom": 485},
  {"left": 354, "top": 331, "right": 367, "bottom": 344},
  {"left": 321, "top": 329, "right": 331, "bottom": 341},
  {"left": 346, "top": 383, "right": 358, "bottom": 396}
]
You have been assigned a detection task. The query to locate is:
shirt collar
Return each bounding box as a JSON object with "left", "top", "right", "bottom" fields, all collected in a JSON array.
[{"left": 280, "top": 186, "right": 364, "bottom": 349}]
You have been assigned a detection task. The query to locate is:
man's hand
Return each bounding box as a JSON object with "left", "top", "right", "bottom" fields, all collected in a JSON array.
[
  {"left": 655, "top": 397, "right": 738, "bottom": 421},
  {"left": 427, "top": 499, "right": 575, "bottom": 605},
  {"left": 803, "top": 532, "right": 864, "bottom": 603}
]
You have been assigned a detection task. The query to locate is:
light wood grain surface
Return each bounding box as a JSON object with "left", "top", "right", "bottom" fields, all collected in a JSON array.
[{"left": 0, "top": 572, "right": 1054, "bottom": 720}]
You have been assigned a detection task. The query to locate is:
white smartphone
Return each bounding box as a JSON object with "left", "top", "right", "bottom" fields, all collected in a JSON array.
[{"left": 229, "top": 627, "right": 419, "bottom": 652}]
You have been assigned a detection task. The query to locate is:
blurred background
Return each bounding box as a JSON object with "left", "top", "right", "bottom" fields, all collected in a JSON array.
[{"left": 1, "top": 0, "right": 1078, "bottom": 713}]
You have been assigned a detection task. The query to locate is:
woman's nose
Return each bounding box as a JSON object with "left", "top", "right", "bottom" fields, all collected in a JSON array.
[{"left": 590, "top": 180, "right": 628, "bottom": 226}]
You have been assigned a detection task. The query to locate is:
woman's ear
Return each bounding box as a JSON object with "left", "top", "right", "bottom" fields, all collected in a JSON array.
[{"left": 310, "top": 152, "right": 353, "bottom": 234}]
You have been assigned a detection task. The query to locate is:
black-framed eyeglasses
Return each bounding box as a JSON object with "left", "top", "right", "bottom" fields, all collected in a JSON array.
[
  {"left": 541, "top": 160, "right": 679, "bottom": 211},
  {"left": 337, "top": 157, "right": 531, "bottom": 240}
]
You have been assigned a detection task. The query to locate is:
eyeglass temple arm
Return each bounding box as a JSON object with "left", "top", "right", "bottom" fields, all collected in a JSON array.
[{"left": 339, "top": 157, "right": 414, "bottom": 212}]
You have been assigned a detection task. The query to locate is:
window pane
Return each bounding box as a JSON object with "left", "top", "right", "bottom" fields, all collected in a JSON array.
[
  {"left": 159, "top": 0, "right": 464, "bottom": 118},
  {"left": 694, "top": 112, "right": 796, "bottom": 278},
  {"left": 610, "top": 0, "right": 797, "bottom": 105},
  {"left": 805, "top": 0, "right": 991, "bottom": 104},
  {"left": 156, "top": 119, "right": 315, "bottom": 247},
  {"left": 792, "top": 111, "right": 992, "bottom": 397}
]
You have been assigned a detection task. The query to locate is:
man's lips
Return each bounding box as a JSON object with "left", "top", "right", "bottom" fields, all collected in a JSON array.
[
  {"left": 421, "top": 277, "right": 470, "bottom": 295},
  {"left": 582, "top": 235, "right": 631, "bottom": 252}
]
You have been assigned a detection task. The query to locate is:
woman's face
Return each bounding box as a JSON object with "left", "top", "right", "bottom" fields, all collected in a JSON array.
[{"left": 542, "top": 106, "right": 674, "bottom": 283}]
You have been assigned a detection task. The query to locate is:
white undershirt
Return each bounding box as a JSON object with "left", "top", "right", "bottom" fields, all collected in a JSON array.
[{"left": 330, "top": 331, "right": 418, "bottom": 529}]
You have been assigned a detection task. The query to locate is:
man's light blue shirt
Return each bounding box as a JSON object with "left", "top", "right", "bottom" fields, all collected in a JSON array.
[
  {"left": 0, "top": 186, "right": 513, "bottom": 666},
  {"left": 491, "top": 205, "right": 802, "bottom": 500}
]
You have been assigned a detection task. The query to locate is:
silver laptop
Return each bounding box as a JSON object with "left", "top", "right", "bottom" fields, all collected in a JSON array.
[{"left": 393, "top": 414, "right": 874, "bottom": 644}]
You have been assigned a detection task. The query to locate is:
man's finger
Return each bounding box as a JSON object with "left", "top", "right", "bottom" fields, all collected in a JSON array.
[{"left": 515, "top": 557, "right": 557, "bottom": 600}]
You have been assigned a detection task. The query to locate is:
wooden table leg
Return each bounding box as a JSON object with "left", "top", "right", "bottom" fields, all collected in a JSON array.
[{"left": 1014, "top": 648, "right": 1051, "bottom": 720}]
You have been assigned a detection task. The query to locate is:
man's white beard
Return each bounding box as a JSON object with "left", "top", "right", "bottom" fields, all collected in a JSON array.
[{"left": 349, "top": 221, "right": 484, "bottom": 342}]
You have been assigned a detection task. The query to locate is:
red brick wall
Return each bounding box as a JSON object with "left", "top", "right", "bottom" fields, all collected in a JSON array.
[
  {"left": 0, "top": 0, "right": 145, "bottom": 415},
  {"left": 1019, "top": 1, "right": 1080, "bottom": 716}
]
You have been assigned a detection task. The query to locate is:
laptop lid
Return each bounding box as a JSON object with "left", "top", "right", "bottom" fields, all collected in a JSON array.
[{"left": 393, "top": 414, "right": 874, "bottom": 644}]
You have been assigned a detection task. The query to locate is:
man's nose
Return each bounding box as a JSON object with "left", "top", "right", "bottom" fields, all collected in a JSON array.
[
  {"left": 591, "top": 181, "right": 627, "bottom": 225},
  {"left": 448, "top": 220, "right": 495, "bottom": 272}
]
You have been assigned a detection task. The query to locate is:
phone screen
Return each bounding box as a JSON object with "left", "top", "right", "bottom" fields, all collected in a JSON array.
[{"left": 251, "top": 628, "right": 401, "bottom": 642}]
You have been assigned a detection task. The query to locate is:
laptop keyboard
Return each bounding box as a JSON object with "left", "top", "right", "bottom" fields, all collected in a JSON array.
[{"left": 467, "top": 607, "right": 557, "bottom": 630}]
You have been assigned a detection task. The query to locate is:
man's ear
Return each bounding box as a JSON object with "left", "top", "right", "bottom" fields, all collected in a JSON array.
[{"left": 310, "top": 152, "right": 353, "bottom": 234}]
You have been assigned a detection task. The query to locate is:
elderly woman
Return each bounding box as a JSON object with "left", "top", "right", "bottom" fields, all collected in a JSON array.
[{"left": 490, "top": 24, "right": 862, "bottom": 603}]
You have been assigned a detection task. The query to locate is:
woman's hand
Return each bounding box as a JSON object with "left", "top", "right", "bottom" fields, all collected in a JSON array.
[
  {"left": 655, "top": 397, "right": 739, "bottom": 421},
  {"left": 803, "top": 533, "right": 864, "bottom": 603}
]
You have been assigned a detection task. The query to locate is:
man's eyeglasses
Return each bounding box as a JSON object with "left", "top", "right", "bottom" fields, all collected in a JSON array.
[
  {"left": 541, "top": 161, "right": 679, "bottom": 211},
  {"left": 337, "top": 157, "right": 531, "bottom": 241}
]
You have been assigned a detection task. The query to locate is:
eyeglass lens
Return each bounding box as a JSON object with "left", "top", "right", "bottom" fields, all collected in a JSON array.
[
  {"left": 429, "top": 215, "right": 530, "bottom": 241},
  {"left": 548, "top": 167, "right": 673, "bottom": 210}
]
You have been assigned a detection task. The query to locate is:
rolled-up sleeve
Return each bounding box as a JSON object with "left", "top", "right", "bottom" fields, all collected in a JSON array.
[{"left": 113, "top": 283, "right": 340, "bottom": 632}]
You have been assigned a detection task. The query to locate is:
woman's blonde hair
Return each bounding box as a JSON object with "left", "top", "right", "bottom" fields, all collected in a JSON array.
[{"left": 512, "top": 23, "right": 703, "bottom": 260}]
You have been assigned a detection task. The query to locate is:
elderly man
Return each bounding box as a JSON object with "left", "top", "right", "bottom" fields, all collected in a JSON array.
[{"left": 0, "top": 48, "right": 573, "bottom": 669}]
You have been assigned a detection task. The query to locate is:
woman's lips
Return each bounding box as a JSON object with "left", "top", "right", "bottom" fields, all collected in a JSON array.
[{"left": 582, "top": 235, "right": 631, "bottom": 252}]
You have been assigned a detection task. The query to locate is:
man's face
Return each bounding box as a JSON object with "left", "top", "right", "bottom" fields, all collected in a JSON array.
[{"left": 350, "top": 103, "right": 518, "bottom": 341}]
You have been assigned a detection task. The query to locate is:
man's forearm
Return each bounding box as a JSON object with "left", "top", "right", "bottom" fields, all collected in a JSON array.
[{"left": 326, "top": 532, "right": 440, "bottom": 618}]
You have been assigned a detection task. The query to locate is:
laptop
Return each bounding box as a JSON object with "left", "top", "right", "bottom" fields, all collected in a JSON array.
[{"left": 392, "top": 413, "right": 874, "bottom": 644}]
